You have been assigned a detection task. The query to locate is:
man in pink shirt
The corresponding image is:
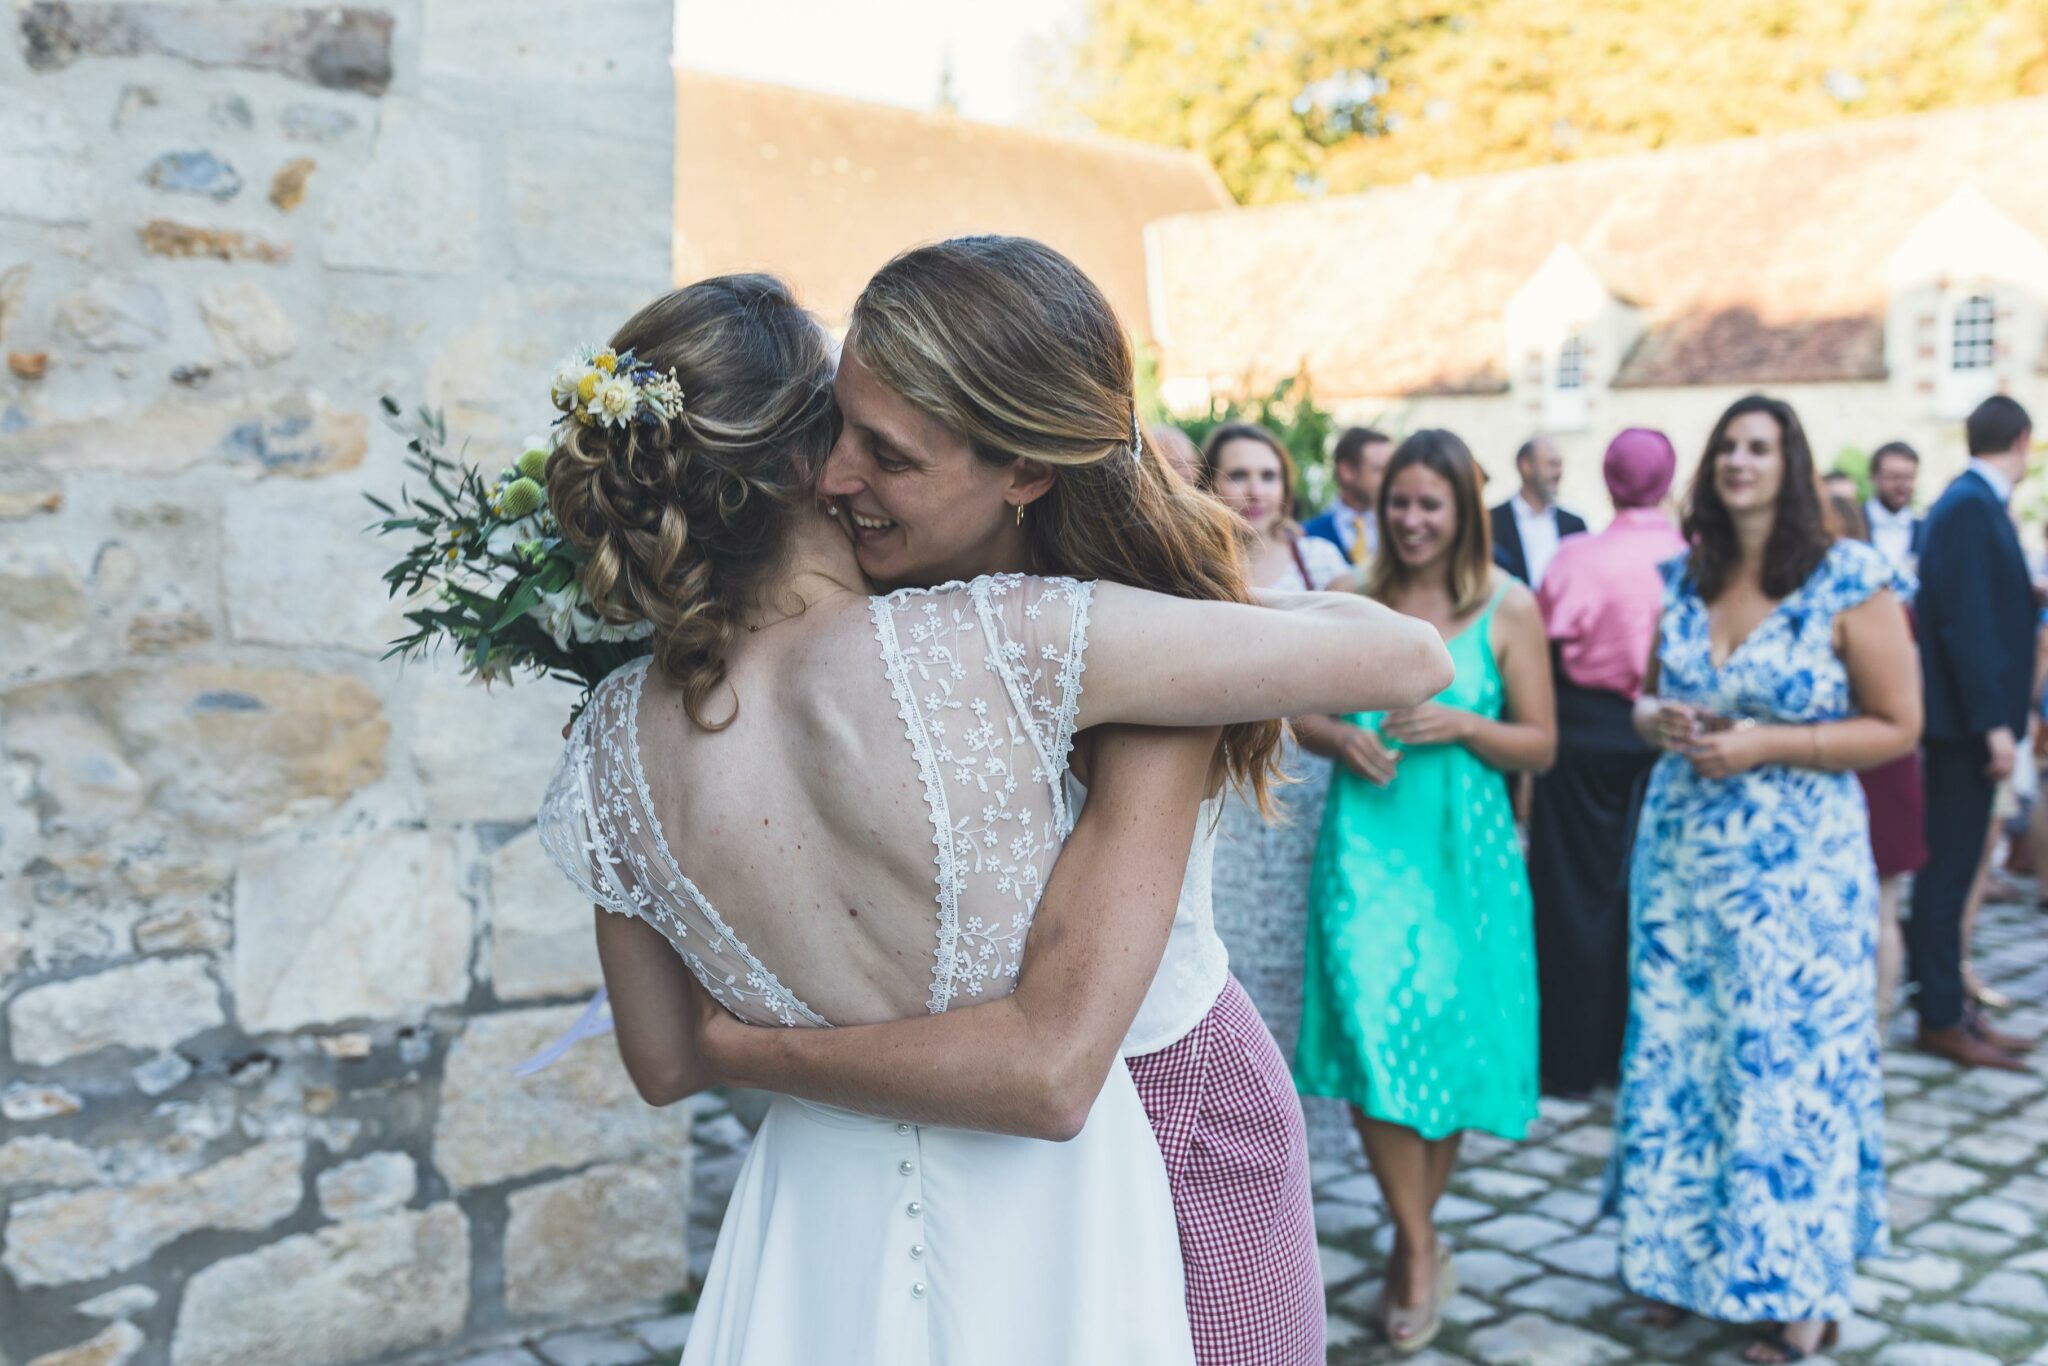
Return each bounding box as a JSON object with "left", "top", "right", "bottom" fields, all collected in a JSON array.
[{"left": 1525, "top": 429, "right": 1686, "bottom": 1097}]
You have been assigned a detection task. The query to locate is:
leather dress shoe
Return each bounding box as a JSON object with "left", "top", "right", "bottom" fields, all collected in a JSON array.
[
  {"left": 1965, "top": 1005, "right": 2035, "bottom": 1054},
  {"left": 1918, "top": 1023, "right": 2029, "bottom": 1073}
]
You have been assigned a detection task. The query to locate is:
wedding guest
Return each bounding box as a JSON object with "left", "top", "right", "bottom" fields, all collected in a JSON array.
[
  {"left": 1305, "top": 426, "right": 1392, "bottom": 567},
  {"left": 1822, "top": 470, "right": 1860, "bottom": 505},
  {"left": 1830, "top": 493, "right": 1926, "bottom": 1036},
  {"left": 1198, "top": 421, "right": 1348, "bottom": 1059},
  {"left": 1491, "top": 435, "right": 1586, "bottom": 588},
  {"left": 1198, "top": 422, "right": 1349, "bottom": 593},
  {"left": 1526, "top": 428, "right": 1684, "bottom": 1098},
  {"left": 1865, "top": 440, "right": 1924, "bottom": 575},
  {"left": 1295, "top": 430, "right": 1554, "bottom": 1353},
  {"left": 1616, "top": 395, "right": 1917, "bottom": 1363},
  {"left": 1910, "top": 394, "right": 2037, "bottom": 1070},
  {"left": 1151, "top": 423, "right": 1202, "bottom": 485}
]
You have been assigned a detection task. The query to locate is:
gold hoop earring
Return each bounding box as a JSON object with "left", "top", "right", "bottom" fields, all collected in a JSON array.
[{"left": 1015, "top": 504, "right": 1025, "bottom": 527}]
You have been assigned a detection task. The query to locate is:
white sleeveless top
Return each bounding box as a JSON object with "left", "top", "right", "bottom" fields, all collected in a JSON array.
[
  {"left": 1069, "top": 778, "right": 1229, "bottom": 1058},
  {"left": 536, "top": 574, "right": 1194, "bottom": 1364}
]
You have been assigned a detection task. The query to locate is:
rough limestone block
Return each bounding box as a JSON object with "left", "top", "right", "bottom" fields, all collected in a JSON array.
[
  {"left": 140, "top": 150, "right": 242, "bottom": 201},
  {"left": 2, "top": 665, "right": 388, "bottom": 836},
  {"left": 315, "top": 1151, "right": 417, "bottom": 1221},
  {"left": 170, "top": 1204, "right": 469, "bottom": 1366},
  {"left": 199, "top": 281, "right": 296, "bottom": 365},
  {"left": 420, "top": 0, "right": 671, "bottom": 87},
  {"left": 488, "top": 828, "right": 604, "bottom": 1001},
  {"left": 0, "top": 90, "right": 94, "bottom": 224},
  {"left": 321, "top": 108, "right": 481, "bottom": 275},
  {"left": 434, "top": 1005, "right": 691, "bottom": 1190},
  {"left": 2, "top": 1140, "right": 303, "bottom": 1286},
  {"left": 234, "top": 828, "right": 471, "bottom": 1033},
  {"left": 0, "top": 1135, "right": 103, "bottom": 1190},
  {"left": 222, "top": 481, "right": 410, "bottom": 651},
  {"left": 52, "top": 278, "right": 171, "bottom": 351},
  {"left": 25, "top": 1321, "right": 144, "bottom": 1366},
  {"left": 502, "top": 1155, "right": 689, "bottom": 1317},
  {"left": 410, "top": 662, "right": 581, "bottom": 823},
  {"left": 0, "top": 544, "right": 91, "bottom": 668},
  {"left": 21, "top": 4, "right": 394, "bottom": 95},
  {"left": 7, "top": 956, "right": 224, "bottom": 1066}
]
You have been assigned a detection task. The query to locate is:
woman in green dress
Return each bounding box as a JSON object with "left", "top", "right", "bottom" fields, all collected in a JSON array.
[{"left": 1295, "top": 429, "right": 1556, "bottom": 1354}]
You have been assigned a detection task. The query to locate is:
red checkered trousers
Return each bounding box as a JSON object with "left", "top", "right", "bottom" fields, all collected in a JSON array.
[{"left": 1125, "top": 974, "right": 1324, "bottom": 1365}]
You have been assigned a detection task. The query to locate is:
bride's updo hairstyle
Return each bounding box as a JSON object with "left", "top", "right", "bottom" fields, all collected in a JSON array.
[
  {"left": 846, "top": 235, "right": 1282, "bottom": 807},
  {"left": 548, "top": 274, "right": 838, "bottom": 729}
]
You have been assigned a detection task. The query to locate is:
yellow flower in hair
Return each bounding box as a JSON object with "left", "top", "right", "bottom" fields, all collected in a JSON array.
[
  {"left": 576, "top": 371, "right": 601, "bottom": 404},
  {"left": 593, "top": 349, "right": 618, "bottom": 374}
]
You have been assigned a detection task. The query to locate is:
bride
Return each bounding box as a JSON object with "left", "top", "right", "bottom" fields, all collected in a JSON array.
[{"left": 536, "top": 271, "right": 1449, "bottom": 1364}]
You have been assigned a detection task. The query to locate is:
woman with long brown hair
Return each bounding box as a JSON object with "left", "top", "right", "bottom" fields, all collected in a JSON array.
[
  {"left": 677, "top": 237, "right": 1400, "bottom": 1365},
  {"left": 1615, "top": 395, "right": 1918, "bottom": 1362},
  {"left": 536, "top": 270, "right": 1450, "bottom": 1363},
  {"left": 1198, "top": 421, "right": 1350, "bottom": 592},
  {"left": 1293, "top": 429, "right": 1556, "bottom": 1354}
]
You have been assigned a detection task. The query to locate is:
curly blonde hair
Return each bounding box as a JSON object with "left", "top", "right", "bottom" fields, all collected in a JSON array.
[{"left": 546, "top": 275, "right": 838, "bottom": 729}]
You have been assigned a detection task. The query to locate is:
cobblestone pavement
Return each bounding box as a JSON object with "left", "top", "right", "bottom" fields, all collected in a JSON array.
[{"left": 434, "top": 899, "right": 2048, "bottom": 1366}]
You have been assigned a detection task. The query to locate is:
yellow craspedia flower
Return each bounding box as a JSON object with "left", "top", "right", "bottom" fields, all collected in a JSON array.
[
  {"left": 499, "top": 477, "right": 544, "bottom": 518},
  {"left": 516, "top": 445, "right": 550, "bottom": 481},
  {"left": 593, "top": 349, "right": 618, "bottom": 373},
  {"left": 577, "top": 371, "right": 600, "bottom": 403}
]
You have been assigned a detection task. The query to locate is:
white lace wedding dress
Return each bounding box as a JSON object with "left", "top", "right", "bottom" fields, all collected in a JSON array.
[{"left": 536, "top": 575, "right": 1194, "bottom": 1366}]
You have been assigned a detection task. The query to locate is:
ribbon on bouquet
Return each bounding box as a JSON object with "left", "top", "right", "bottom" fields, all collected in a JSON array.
[{"left": 511, "top": 987, "right": 615, "bottom": 1076}]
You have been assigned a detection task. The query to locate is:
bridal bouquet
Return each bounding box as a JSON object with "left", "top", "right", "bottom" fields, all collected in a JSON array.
[{"left": 366, "top": 379, "right": 654, "bottom": 707}]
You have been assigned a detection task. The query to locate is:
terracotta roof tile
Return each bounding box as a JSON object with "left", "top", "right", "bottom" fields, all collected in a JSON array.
[
  {"left": 1147, "top": 98, "right": 2048, "bottom": 394},
  {"left": 672, "top": 69, "right": 1231, "bottom": 339}
]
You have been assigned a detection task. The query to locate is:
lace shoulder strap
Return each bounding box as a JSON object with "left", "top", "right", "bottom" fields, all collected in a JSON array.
[{"left": 870, "top": 574, "right": 1095, "bottom": 1013}]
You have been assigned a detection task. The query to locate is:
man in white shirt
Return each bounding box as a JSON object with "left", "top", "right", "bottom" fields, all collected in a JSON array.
[
  {"left": 1303, "top": 426, "right": 1392, "bottom": 566},
  {"left": 1865, "top": 440, "right": 1923, "bottom": 574},
  {"left": 1491, "top": 435, "right": 1586, "bottom": 588}
]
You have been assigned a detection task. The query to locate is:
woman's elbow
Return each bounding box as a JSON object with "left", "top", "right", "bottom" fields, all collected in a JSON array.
[
  {"left": 1386, "top": 628, "right": 1455, "bottom": 709},
  {"left": 1019, "top": 1048, "right": 1111, "bottom": 1143},
  {"left": 619, "top": 1052, "right": 703, "bottom": 1108}
]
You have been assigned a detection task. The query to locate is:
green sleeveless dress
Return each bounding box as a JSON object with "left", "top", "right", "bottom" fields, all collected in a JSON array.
[{"left": 1293, "top": 585, "right": 1539, "bottom": 1141}]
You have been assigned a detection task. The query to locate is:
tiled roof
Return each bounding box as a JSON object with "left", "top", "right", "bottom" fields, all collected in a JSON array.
[
  {"left": 672, "top": 69, "right": 1232, "bottom": 339},
  {"left": 1146, "top": 98, "right": 2048, "bottom": 395}
]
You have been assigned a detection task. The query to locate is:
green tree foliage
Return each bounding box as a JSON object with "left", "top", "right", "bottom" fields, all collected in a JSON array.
[
  {"left": 1055, "top": 0, "right": 2048, "bottom": 203},
  {"left": 1175, "top": 372, "right": 1339, "bottom": 511}
]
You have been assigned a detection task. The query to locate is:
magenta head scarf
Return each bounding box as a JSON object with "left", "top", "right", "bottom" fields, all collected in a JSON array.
[{"left": 1604, "top": 428, "right": 1676, "bottom": 509}]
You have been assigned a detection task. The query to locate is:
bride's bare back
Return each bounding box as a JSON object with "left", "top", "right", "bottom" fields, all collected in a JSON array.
[{"left": 541, "top": 574, "right": 1092, "bottom": 1027}]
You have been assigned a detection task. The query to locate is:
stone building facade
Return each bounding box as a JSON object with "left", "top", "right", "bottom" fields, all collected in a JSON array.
[
  {"left": 1145, "top": 98, "right": 2048, "bottom": 521},
  {"left": 0, "top": 5, "right": 686, "bottom": 1365}
]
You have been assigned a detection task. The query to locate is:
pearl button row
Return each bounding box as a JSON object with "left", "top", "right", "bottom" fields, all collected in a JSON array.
[{"left": 899, "top": 1121, "right": 927, "bottom": 1302}]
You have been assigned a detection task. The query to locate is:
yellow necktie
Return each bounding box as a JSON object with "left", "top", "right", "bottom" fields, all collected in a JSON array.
[{"left": 1348, "top": 514, "right": 1368, "bottom": 565}]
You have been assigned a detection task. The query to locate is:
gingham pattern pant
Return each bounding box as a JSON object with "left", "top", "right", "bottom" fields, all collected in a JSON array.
[{"left": 1127, "top": 974, "right": 1325, "bottom": 1366}]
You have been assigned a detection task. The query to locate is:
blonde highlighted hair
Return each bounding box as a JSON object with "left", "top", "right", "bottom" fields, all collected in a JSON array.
[
  {"left": 1366, "top": 428, "right": 1495, "bottom": 615},
  {"left": 546, "top": 275, "right": 838, "bottom": 729},
  {"left": 847, "top": 235, "right": 1282, "bottom": 807}
]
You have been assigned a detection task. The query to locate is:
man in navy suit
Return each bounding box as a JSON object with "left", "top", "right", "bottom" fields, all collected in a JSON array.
[
  {"left": 1303, "top": 426, "right": 1391, "bottom": 568},
  {"left": 1911, "top": 395, "right": 2037, "bottom": 1071},
  {"left": 1864, "top": 440, "right": 1925, "bottom": 575},
  {"left": 1491, "top": 435, "right": 1587, "bottom": 587}
]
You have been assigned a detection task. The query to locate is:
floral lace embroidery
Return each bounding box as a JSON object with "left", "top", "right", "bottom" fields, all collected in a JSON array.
[
  {"left": 534, "top": 657, "right": 827, "bottom": 1028},
  {"left": 871, "top": 575, "right": 1094, "bottom": 1014}
]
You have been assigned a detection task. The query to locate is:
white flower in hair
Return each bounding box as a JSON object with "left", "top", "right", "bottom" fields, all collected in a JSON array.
[
  {"left": 549, "top": 360, "right": 586, "bottom": 413},
  {"left": 589, "top": 374, "right": 641, "bottom": 427}
]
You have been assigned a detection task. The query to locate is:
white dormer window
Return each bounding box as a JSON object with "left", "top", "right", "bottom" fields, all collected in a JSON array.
[
  {"left": 1555, "top": 335, "right": 1585, "bottom": 390},
  {"left": 1951, "top": 294, "right": 1995, "bottom": 370},
  {"left": 1543, "top": 333, "right": 1589, "bottom": 430}
]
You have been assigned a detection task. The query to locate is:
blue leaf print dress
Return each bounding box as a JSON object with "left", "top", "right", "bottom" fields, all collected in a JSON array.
[{"left": 1610, "top": 540, "right": 1894, "bottom": 1323}]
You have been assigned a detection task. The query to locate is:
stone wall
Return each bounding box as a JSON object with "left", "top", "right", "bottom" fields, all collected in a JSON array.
[{"left": 0, "top": 4, "right": 688, "bottom": 1365}]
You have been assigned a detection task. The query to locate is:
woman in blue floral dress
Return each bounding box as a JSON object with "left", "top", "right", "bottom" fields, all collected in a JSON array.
[{"left": 1615, "top": 395, "right": 1921, "bottom": 1363}]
